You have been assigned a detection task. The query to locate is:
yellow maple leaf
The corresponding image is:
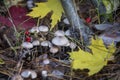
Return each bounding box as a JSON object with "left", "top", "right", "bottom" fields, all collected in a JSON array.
[
  {"left": 69, "top": 38, "right": 116, "bottom": 76},
  {"left": 27, "top": 0, "right": 63, "bottom": 29},
  {"left": 0, "top": 58, "right": 4, "bottom": 64}
]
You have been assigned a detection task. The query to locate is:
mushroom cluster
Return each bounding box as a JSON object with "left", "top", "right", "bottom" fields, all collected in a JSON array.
[
  {"left": 21, "top": 25, "right": 77, "bottom": 54},
  {"left": 52, "top": 30, "right": 69, "bottom": 46},
  {"left": 21, "top": 70, "right": 37, "bottom": 79},
  {"left": 21, "top": 25, "right": 49, "bottom": 49},
  {"left": 19, "top": 24, "right": 79, "bottom": 79}
]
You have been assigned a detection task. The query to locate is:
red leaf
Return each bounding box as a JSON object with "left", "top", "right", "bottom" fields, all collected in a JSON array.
[{"left": 0, "top": 5, "right": 36, "bottom": 30}]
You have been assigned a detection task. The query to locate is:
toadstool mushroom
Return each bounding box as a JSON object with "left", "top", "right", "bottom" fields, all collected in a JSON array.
[
  {"left": 50, "top": 46, "right": 59, "bottom": 54},
  {"left": 32, "top": 40, "right": 40, "bottom": 46},
  {"left": 21, "top": 42, "right": 33, "bottom": 49},
  {"left": 65, "top": 29, "right": 71, "bottom": 36},
  {"left": 27, "top": 0, "right": 34, "bottom": 9},
  {"left": 21, "top": 70, "right": 31, "bottom": 78},
  {"left": 30, "top": 70, "right": 37, "bottom": 79},
  {"left": 43, "top": 59, "right": 50, "bottom": 65},
  {"left": 69, "top": 42, "right": 77, "bottom": 49},
  {"left": 41, "top": 41, "right": 51, "bottom": 47},
  {"left": 54, "top": 30, "right": 65, "bottom": 36},
  {"left": 41, "top": 70, "right": 48, "bottom": 77},
  {"left": 29, "top": 27, "right": 39, "bottom": 33},
  {"left": 39, "top": 25, "right": 49, "bottom": 32},
  {"left": 52, "top": 36, "right": 69, "bottom": 46},
  {"left": 63, "top": 18, "right": 70, "bottom": 25},
  {"left": 21, "top": 70, "right": 37, "bottom": 79}
]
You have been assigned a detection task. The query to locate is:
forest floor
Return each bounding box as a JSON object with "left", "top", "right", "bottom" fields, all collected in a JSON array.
[{"left": 0, "top": 0, "right": 120, "bottom": 80}]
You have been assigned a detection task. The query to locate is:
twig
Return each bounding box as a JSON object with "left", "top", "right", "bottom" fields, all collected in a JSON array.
[
  {"left": 0, "top": 46, "right": 20, "bottom": 53},
  {"left": 18, "top": 17, "right": 32, "bottom": 27},
  {"left": 3, "top": 34, "right": 17, "bottom": 54},
  {"left": 5, "top": 5, "right": 18, "bottom": 34}
]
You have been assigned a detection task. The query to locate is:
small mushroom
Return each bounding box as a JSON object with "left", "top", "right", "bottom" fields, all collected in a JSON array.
[
  {"left": 41, "top": 41, "right": 51, "bottom": 47},
  {"left": 32, "top": 40, "right": 40, "bottom": 46},
  {"left": 65, "top": 30, "right": 71, "bottom": 36},
  {"left": 50, "top": 46, "right": 59, "bottom": 54},
  {"left": 69, "top": 42, "right": 77, "bottom": 49},
  {"left": 39, "top": 25, "right": 49, "bottom": 32},
  {"left": 21, "top": 70, "right": 31, "bottom": 78},
  {"left": 54, "top": 30, "right": 65, "bottom": 36},
  {"left": 63, "top": 18, "right": 70, "bottom": 25},
  {"left": 21, "top": 70, "right": 37, "bottom": 79},
  {"left": 27, "top": 0, "right": 34, "bottom": 9},
  {"left": 29, "top": 27, "right": 39, "bottom": 33},
  {"left": 52, "top": 36, "right": 69, "bottom": 46},
  {"left": 43, "top": 59, "right": 50, "bottom": 65},
  {"left": 21, "top": 42, "right": 33, "bottom": 49},
  {"left": 30, "top": 70, "right": 37, "bottom": 79},
  {"left": 41, "top": 70, "right": 48, "bottom": 77}
]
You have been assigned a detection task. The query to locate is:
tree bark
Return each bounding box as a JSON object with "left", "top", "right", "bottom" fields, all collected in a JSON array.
[{"left": 60, "top": 0, "right": 92, "bottom": 45}]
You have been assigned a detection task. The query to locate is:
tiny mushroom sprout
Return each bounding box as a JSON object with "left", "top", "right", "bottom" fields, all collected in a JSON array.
[
  {"left": 29, "top": 27, "right": 39, "bottom": 33},
  {"left": 32, "top": 40, "right": 40, "bottom": 46},
  {"left": 39, "top": 25, "right": 49, "bottom": 32},
  {"left": 54, "top": 30, "right": 65, "bottom": 36},
  {"left": 21, "top": 70, "right": 37, "bottom": 79},
  {"left": 52, "top": 30, "right": 69, "bottom": 46},
  {"left": 43, "top": 59, "right": 50, "bottom": 65},
  {"left": 41, "top": 70, "right": 48, "bottom": 77},
  {"left": 52, "top": 36, "right": 69, "bottom": 46},
  {"left": 27, "top": 0, "right": 34, "bottom": 9},
  {"left": 21, "top": 42, "right": 33, "bottom": 49},
  {"left": 65, "top": 29, "right": 71, "bottom": 36},
  {"left": 69, "top": 42, "right": 77, "bottom": 49},
  {"left": 63, "top": 18, "right": 70, "bottom": 25},
  {"left": 41, "top": 41, "right": 52, "bottom": 47},
  {"left": 50, "top": 46, "right": 59, "bottom": 54}
]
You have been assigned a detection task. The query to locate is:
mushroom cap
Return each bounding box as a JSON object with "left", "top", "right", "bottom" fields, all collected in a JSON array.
[
  {"left": 41, "top": 41, "right": 51, "bottom": 47},
  {"left": 41, "top": 70, "right": 48, "bottom": 77},
  {"left": 52, "top": 36, "right": 69, "bottom": 46},
  {"left": 50, "top": 46, "right": 59, "bottom": 54},
  {"left": 65, "top": 30, "right": 71, "bottom": 36},
  {"left": 32, "top": 40, "right": 40, "bottom": 46},
  {"left": 43, "top": 59, "right": 50, "bottom": 65},
  {"left": 39, "top": 25, "right": 49, "bottom": 32},
  {"left": 63, "top": 18, "right": 70, "bottom": 24},
  {"left": 69, "top": 42, "right": 77, "bottom": 49},
  {"left": 29, "top": 27, "right": 39, "bottom": 33},
  {"left": 21, "top": 70, "right": 31, "bottom": 78},
  {"left": 27, "top": 0, "right": 33, "bottom": 9},
  {"left": 21, "top": 42, "right": 33, "bottom": 49},
  {"left": 30, "top": 71, "right": 37, "bottom": 79},
  {"left": 54, "top": 30, "right": 65, "bottom": 36},
  {"left": 21, "top": 70, "right": 37, "bottom": 79}
]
